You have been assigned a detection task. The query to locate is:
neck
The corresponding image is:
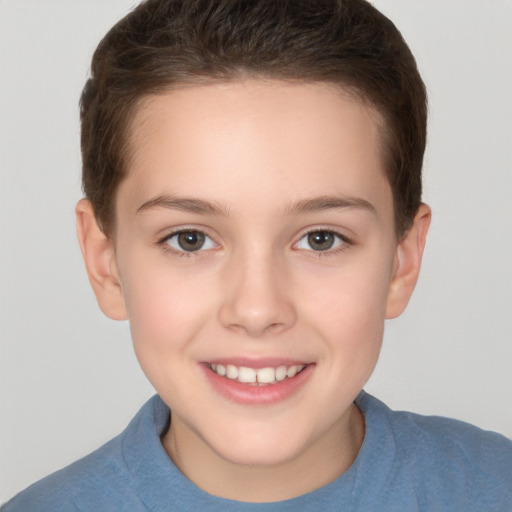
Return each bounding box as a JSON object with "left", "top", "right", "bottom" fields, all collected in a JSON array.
[{"left": 162, "top": 404, "right": 365, "bottom": 503}]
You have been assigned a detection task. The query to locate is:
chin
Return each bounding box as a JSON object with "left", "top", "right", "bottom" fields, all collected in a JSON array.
[{"left": 206, "top": 426, "right": 308, "bottom": 467}]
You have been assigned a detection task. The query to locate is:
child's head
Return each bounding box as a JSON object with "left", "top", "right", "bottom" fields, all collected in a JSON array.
[
  {"left": 80, "top": 0, "right": 427, "bottom": 239},
  {"left": 76, "top": 0, "right": 431, "bottom": 501}
]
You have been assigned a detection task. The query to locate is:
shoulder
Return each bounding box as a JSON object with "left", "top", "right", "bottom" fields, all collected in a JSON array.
[
  {"left": 1, "top": 396, "right": 165, "bottom": 512},
  {"left": 386, "top": 400, "right": 512, "bottom": 478},
  {"left": 2, "top": 438, "right": 134, "bottom": 512},
  {"left": 357, "top": 392, "right": 512, "bottom": 509}
]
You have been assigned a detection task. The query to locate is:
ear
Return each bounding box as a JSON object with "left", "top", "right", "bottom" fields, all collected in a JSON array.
[
  {"left": 75, "top": 199, "right": 127, "bottom": 320},
  {"left": 386, "top": 203, "right": 431, "bottom": 319}
]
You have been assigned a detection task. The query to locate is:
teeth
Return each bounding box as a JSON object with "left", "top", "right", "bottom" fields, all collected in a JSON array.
[
  {"left": 210, "top": 363, "right": 306, "bottom": 385},
  {"left": 226, "top": 365, "right": 238, "bottom": 379},
  {"left": 287, "top": 366, "right": 298, "bottom": 378},
  {"left": 257, "top": 367, "right": 275, "bottom": 384},
  {"left": 238, "top": 366, "right": 257, "bottom": 383},
  {"left": 275, "top": 366, "right": 287, "bottom": 381}
]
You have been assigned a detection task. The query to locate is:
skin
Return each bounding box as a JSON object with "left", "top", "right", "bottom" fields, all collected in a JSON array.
[{"left": 76, "top": 80, "right": 431, "bottom": 502}]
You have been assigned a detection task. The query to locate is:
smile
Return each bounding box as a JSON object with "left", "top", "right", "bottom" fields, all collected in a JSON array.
[
  {"left": 203, "top": 360, "right": 314, "bottom": 405},
  {"left": 208, "top": 363, "right": 306, "bottom": 385}
]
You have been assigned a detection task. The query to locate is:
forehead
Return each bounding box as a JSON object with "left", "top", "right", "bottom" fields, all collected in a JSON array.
[{"left": 119, "top": 80, "right": 390, "bottom": 218}]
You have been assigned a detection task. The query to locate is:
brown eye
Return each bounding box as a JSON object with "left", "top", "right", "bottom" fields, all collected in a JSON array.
[
  {"left": 164, "top": 230, "right": 215, "bottom": 252},
  {"left": 296, "top": 230, "right": 346, "bottom": 252},
  {"left": 177, "top": 231, "right": 205, "bottom": 251},
  {"left": 307, "top": 231, "right": 335, "bottom": 251}
]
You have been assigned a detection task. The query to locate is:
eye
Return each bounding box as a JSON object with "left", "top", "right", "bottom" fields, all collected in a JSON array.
[
  {"left": 296, "top": 230, "right": 347, "bottom": 252},
  {"left": 163, "top": 229, "right": 216, "bottom": 252}
]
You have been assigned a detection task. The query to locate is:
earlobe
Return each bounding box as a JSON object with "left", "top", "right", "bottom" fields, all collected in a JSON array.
[
  {"left": 75, "top": 199, "right": 128, "bottom": 321},
  {"left": 386, "top": 203, "right": 431, "bottom": 319}
]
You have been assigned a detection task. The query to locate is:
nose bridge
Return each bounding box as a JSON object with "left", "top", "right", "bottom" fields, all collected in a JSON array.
[{"left": 218, "top": 243, "right": 296, "bottom": 337}]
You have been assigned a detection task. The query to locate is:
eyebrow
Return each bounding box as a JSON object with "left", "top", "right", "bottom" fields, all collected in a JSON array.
[
  {"left": 285, "top": 195, "right": 376, "bottom": 215},
  {"left": 136, "top": 195, "right": 230, "bottom": 216},
  {"left": 136, "top": 193, "right": 376, "bottom": 217}
]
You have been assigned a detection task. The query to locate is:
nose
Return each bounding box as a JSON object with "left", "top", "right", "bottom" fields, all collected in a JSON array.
[{"left": 218, "top": 250, "right": 297, "bottom": 338}]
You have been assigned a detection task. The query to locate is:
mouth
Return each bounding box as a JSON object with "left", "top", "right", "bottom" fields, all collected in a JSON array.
[
  {"left": 202, "top": 360, "right": 314, "bottom": 405},
  {"left": 207, "top": 362, "right": 307, "bottom": 386}
]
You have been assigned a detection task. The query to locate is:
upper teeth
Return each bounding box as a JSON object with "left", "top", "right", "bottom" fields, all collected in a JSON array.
[{"left": 210, "top": 363, "right": 306, "bottom": 384}]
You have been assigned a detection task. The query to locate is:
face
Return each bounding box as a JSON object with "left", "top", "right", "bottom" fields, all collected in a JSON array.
[{"left": 82, "top": 80, "right": 427, "bottom": 491}]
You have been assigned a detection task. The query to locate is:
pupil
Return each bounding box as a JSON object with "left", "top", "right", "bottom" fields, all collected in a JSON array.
[
  {"left": 308, "top": 231, "right": 334, "bottom": 251},
  {"left": 178, "top": 231, "right": 205, "bottom": 251}
]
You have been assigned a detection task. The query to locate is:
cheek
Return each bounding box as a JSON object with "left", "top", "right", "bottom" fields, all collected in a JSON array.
[
  {"left": 119, "top": 256, "right": 215, "bottom": 358},
  {"left": 304, "top": 251, "right": 393, "bottom": 320},
  {"left": 299, "top": 251, "right": 393, "bottom": 364}
]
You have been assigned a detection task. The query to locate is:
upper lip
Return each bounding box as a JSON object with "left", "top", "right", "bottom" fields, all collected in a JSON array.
[{"left": 203, "top": 357, "right": 312, "bottom": 369}]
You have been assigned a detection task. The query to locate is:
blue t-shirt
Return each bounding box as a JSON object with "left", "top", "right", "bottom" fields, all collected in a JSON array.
[{"left": 2, "top": 391, "right": 512, "bottom": 511}]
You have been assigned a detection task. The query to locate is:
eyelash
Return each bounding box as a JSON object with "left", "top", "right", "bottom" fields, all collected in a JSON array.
[
  {"left": 156, "top": 227, "right": 354, "bottom": 258},
  {"left": 294, "top": 228, "right": 354, "bottom": 257},
  {"left": 157, "top": 228, "right": 217, "bottom": 258}
]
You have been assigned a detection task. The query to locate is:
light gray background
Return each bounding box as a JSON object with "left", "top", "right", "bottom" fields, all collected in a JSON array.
[{"left": 1, "top": 0, "right": 511, "bottom": 502}]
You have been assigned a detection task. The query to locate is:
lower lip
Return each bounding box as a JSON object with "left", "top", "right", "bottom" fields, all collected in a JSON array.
[{"left": 201, "top": 364, "right": 314, "bottom": 405}]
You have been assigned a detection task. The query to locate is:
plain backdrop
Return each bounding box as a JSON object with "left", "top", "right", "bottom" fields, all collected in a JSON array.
[{"left": 1, "top": 0, "right": 511, "bottom": 502}]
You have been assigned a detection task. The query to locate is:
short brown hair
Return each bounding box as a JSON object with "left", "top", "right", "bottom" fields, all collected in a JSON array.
[{"left": 80, "top": 0, "right": 427, "bottom": 237}]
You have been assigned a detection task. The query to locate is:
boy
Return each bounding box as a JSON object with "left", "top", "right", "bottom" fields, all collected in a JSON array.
[{"left": 3, "top": 0, "right": 511, "bottom": 510}]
